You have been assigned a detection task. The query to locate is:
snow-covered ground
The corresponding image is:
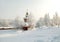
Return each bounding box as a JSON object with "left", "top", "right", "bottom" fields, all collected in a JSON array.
[{"left": 0, "top": 27, "right": 60, "bottom": 42}]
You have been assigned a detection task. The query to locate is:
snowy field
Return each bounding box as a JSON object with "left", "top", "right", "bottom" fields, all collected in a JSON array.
[{"left": 0, "top": 27, "right": 60, "bottom": 42}]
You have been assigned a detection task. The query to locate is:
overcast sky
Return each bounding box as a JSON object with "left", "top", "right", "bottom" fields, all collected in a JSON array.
[{"left": 0, "top": 0, "right": 60, "bottom": 21}]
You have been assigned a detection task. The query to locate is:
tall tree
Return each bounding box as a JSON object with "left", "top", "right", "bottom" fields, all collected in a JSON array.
[
  {"left": 44, "top": 13, "right": 50, "bottom": 26},
  {"left": 52, "top": 12, "right": 59, "bottom": 26}
]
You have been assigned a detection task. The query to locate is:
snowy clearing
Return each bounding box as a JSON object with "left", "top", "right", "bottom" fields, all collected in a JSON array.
[{"left": 0, "top": 27, "right": 60, "bottom": 42}]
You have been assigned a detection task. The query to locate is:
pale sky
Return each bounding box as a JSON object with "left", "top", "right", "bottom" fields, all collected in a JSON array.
[{"left": 0, "top": 0, "right": 60, "bottom": 21}]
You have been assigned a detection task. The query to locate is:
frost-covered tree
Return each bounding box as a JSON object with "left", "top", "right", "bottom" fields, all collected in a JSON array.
[
  {"left": 13, "top": 16, "right": 22, "bottom": 29},
  {"left": 52, "top": 12, "right": 60, "bottom": 26},
  {"left": 36, "top": 17, "right": 44, "bottom": 27},
  {"left": 28, "top": 13, "right": 35, "bottom": 24},
  {"left": 36, "top": 13, "right": 51, "bottom": 27},
  {"left": 44, "top": 13, "right": 50, "bottom": 26}
]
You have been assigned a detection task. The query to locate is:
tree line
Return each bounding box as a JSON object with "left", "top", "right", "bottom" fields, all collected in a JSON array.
[
  {"left": 36, "top": 12, "right": 60, "bottom": 27},
  {"left": 0, "top": 12, "right": 60, "bottom": 28}
]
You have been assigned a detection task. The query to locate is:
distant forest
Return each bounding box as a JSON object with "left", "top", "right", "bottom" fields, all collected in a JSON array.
[{"left": 36, "top": 12, "right": 60, "bottom": 27}]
